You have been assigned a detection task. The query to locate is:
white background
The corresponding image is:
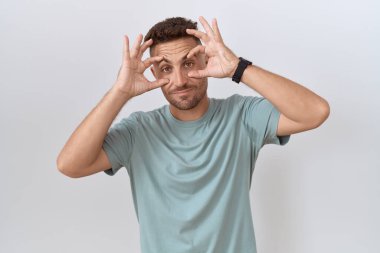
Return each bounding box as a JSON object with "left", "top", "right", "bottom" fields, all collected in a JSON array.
[{"left": 1, "top": 0, "right": 379, "bottom": 252}]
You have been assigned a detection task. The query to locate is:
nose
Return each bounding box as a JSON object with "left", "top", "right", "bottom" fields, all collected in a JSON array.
[{"left": 173, "top": 68, "right": 188, "bottom": 88}]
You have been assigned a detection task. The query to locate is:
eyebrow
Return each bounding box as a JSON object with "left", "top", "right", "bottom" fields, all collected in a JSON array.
[{"left": 158, "top": 54, "right": 194, "bottom": 65}]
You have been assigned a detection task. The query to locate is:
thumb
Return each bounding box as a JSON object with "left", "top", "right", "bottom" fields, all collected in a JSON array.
[{"left": 148, "top": 78, "right": 170, "bottom": 90}]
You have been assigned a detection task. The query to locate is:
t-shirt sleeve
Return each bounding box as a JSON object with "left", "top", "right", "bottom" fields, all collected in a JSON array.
[
  {"left": 240, "top": 95, "right": 290, "bottom": 147},
  {"left": 102, "top": 114, "right": 137, "bottom": 176}
]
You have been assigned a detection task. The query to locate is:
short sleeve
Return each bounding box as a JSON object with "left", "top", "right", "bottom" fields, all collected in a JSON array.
[
  {"left": 102, "top": 113, "right": 138, "bottom": 176},
  {"left": 240, "top": 95, "right": 290, "bottom": 147}
]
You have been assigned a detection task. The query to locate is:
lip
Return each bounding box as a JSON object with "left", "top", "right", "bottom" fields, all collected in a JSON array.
[{"left": 173, "top": 88, "right": 193, "bottom": 94}]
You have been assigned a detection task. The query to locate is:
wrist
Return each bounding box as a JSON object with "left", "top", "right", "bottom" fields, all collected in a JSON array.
[
  {"left": 240, "top": 64, "right": 254, "bottom": 84},
  {"left": 231, "top": 57, "right": 252, "bottom": 83},
  {"left": 229, "top": 57, "right": 240, "bottom": 78},
  {"left": 109, "top": 85, "right": 133, "bottom": 102}
]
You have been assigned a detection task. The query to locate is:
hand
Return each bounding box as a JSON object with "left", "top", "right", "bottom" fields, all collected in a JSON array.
[
  {"left": 113, "top": 34, "right": 170, "bottom": 98},
  {"left": 185, "top": 16, "right": 240, "bottom": 79}
]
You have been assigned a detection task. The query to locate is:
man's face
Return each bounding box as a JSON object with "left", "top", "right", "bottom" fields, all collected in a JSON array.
[{"left": 150, "top": 37, "right": 208, "bottom": 111}]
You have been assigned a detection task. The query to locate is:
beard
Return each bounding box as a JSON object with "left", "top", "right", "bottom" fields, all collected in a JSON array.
[{"left": 163, "top": 79, "right": 208, "bottom": 110}]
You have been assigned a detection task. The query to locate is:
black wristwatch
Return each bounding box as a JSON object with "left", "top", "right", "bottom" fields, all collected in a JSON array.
[{"left": 232, "top": 57, "right": 252, "bottom": 84}]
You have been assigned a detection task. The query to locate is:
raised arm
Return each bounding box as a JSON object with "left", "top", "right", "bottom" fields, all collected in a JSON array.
[
  {"left": 238, "top": 65, "right": 330, "bottom": 136},
  {"left": 185, "top": 16, "right": 329, "bottom": 136},
  {"left": 56, "top": 34, "right": 169, "bottom": 178}
]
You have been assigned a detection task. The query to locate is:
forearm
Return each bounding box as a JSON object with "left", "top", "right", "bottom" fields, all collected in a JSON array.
[
  {"left": 241, "top": 64, "right": 329, "bottom": 125},
  {"left": 57, "top": 86, "right": 131, "bottom": 173}
]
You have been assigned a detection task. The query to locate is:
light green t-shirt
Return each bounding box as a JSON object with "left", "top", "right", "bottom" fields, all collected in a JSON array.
[{"left": 102, "top": 94, "right": 290, "bottom": 253}]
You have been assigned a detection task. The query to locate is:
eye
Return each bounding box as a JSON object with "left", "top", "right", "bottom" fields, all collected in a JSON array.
[
  {"left": 184, "top": 61, "right": 194, "bottom": 68},
  {"left": 161, "top": 66, "right": 171, "bottom": 73}
]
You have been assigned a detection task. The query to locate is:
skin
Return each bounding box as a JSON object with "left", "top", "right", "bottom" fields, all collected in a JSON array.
[
  {"left": 150, "top": 37, "right": 210, "bottom": 121},
  {"left": 150, "top": 16, "right": 330, "bottom": 135},
  {"left": 56, "top": 16, "right": 330, "bottom": 178}
]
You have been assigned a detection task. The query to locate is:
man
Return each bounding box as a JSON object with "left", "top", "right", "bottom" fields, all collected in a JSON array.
[{"left": 57, "top": 16, "right": 329, "bottom": 253}]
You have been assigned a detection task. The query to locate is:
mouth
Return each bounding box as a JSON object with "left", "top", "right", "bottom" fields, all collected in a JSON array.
[{"left": 173, "top": 88, "right": 193, "bottom": 94}]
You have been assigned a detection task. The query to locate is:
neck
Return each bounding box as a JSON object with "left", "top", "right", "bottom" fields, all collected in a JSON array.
[{"left": 169, "top": 95, "right": 210, "bottom": 121}]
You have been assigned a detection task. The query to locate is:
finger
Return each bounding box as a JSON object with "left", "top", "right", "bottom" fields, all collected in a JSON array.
[
  {"left": 187, "top": 45, "right": 206, "bottom": 59},
  {"left": 142, "top": 55, "right": 164, "bottom": 69},
  {"left": 211, "top": 18, "right": 223, "bottom": 43},
  {"left": 138, "top": 38, "right": 153, "bottom": 59},
  {"left": 123, "top": 35, "right": 130, "bottom": 61},
  {"left": 148, "top": 78, "right": 170, "bottom": 90},
  {"left": 186, "top": 29, "right": 209, "bottom": 42},
  {"left": 188, "top": 69, "right": 209, "bottom": 78},
  {"left": 198, "top": 16, "right": 215, "bottom": 38},
  {"left": 131, "top": 33, "right": 143, "bottom": 58}
]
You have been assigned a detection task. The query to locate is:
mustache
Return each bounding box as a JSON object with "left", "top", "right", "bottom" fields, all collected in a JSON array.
[{"left": 170, "top": 86, "right": 195, "bottom": 94}]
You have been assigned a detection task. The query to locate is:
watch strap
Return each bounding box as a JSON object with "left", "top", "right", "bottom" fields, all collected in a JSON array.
[{"left": 232, "top": 57, "right": 252, "bottom": 83}]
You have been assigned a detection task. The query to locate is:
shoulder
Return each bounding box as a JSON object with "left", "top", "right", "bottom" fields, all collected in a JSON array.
[
  {"left": 217, "top": 93, "right": 262, "bottom": 110},
  {"left": 121, "top": 105, "right": 166, "bottom": 125}
]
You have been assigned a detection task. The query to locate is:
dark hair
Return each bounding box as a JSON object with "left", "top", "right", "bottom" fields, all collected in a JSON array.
[{"left": 144, "top": 17, "right": 202, "bottom": 55}]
